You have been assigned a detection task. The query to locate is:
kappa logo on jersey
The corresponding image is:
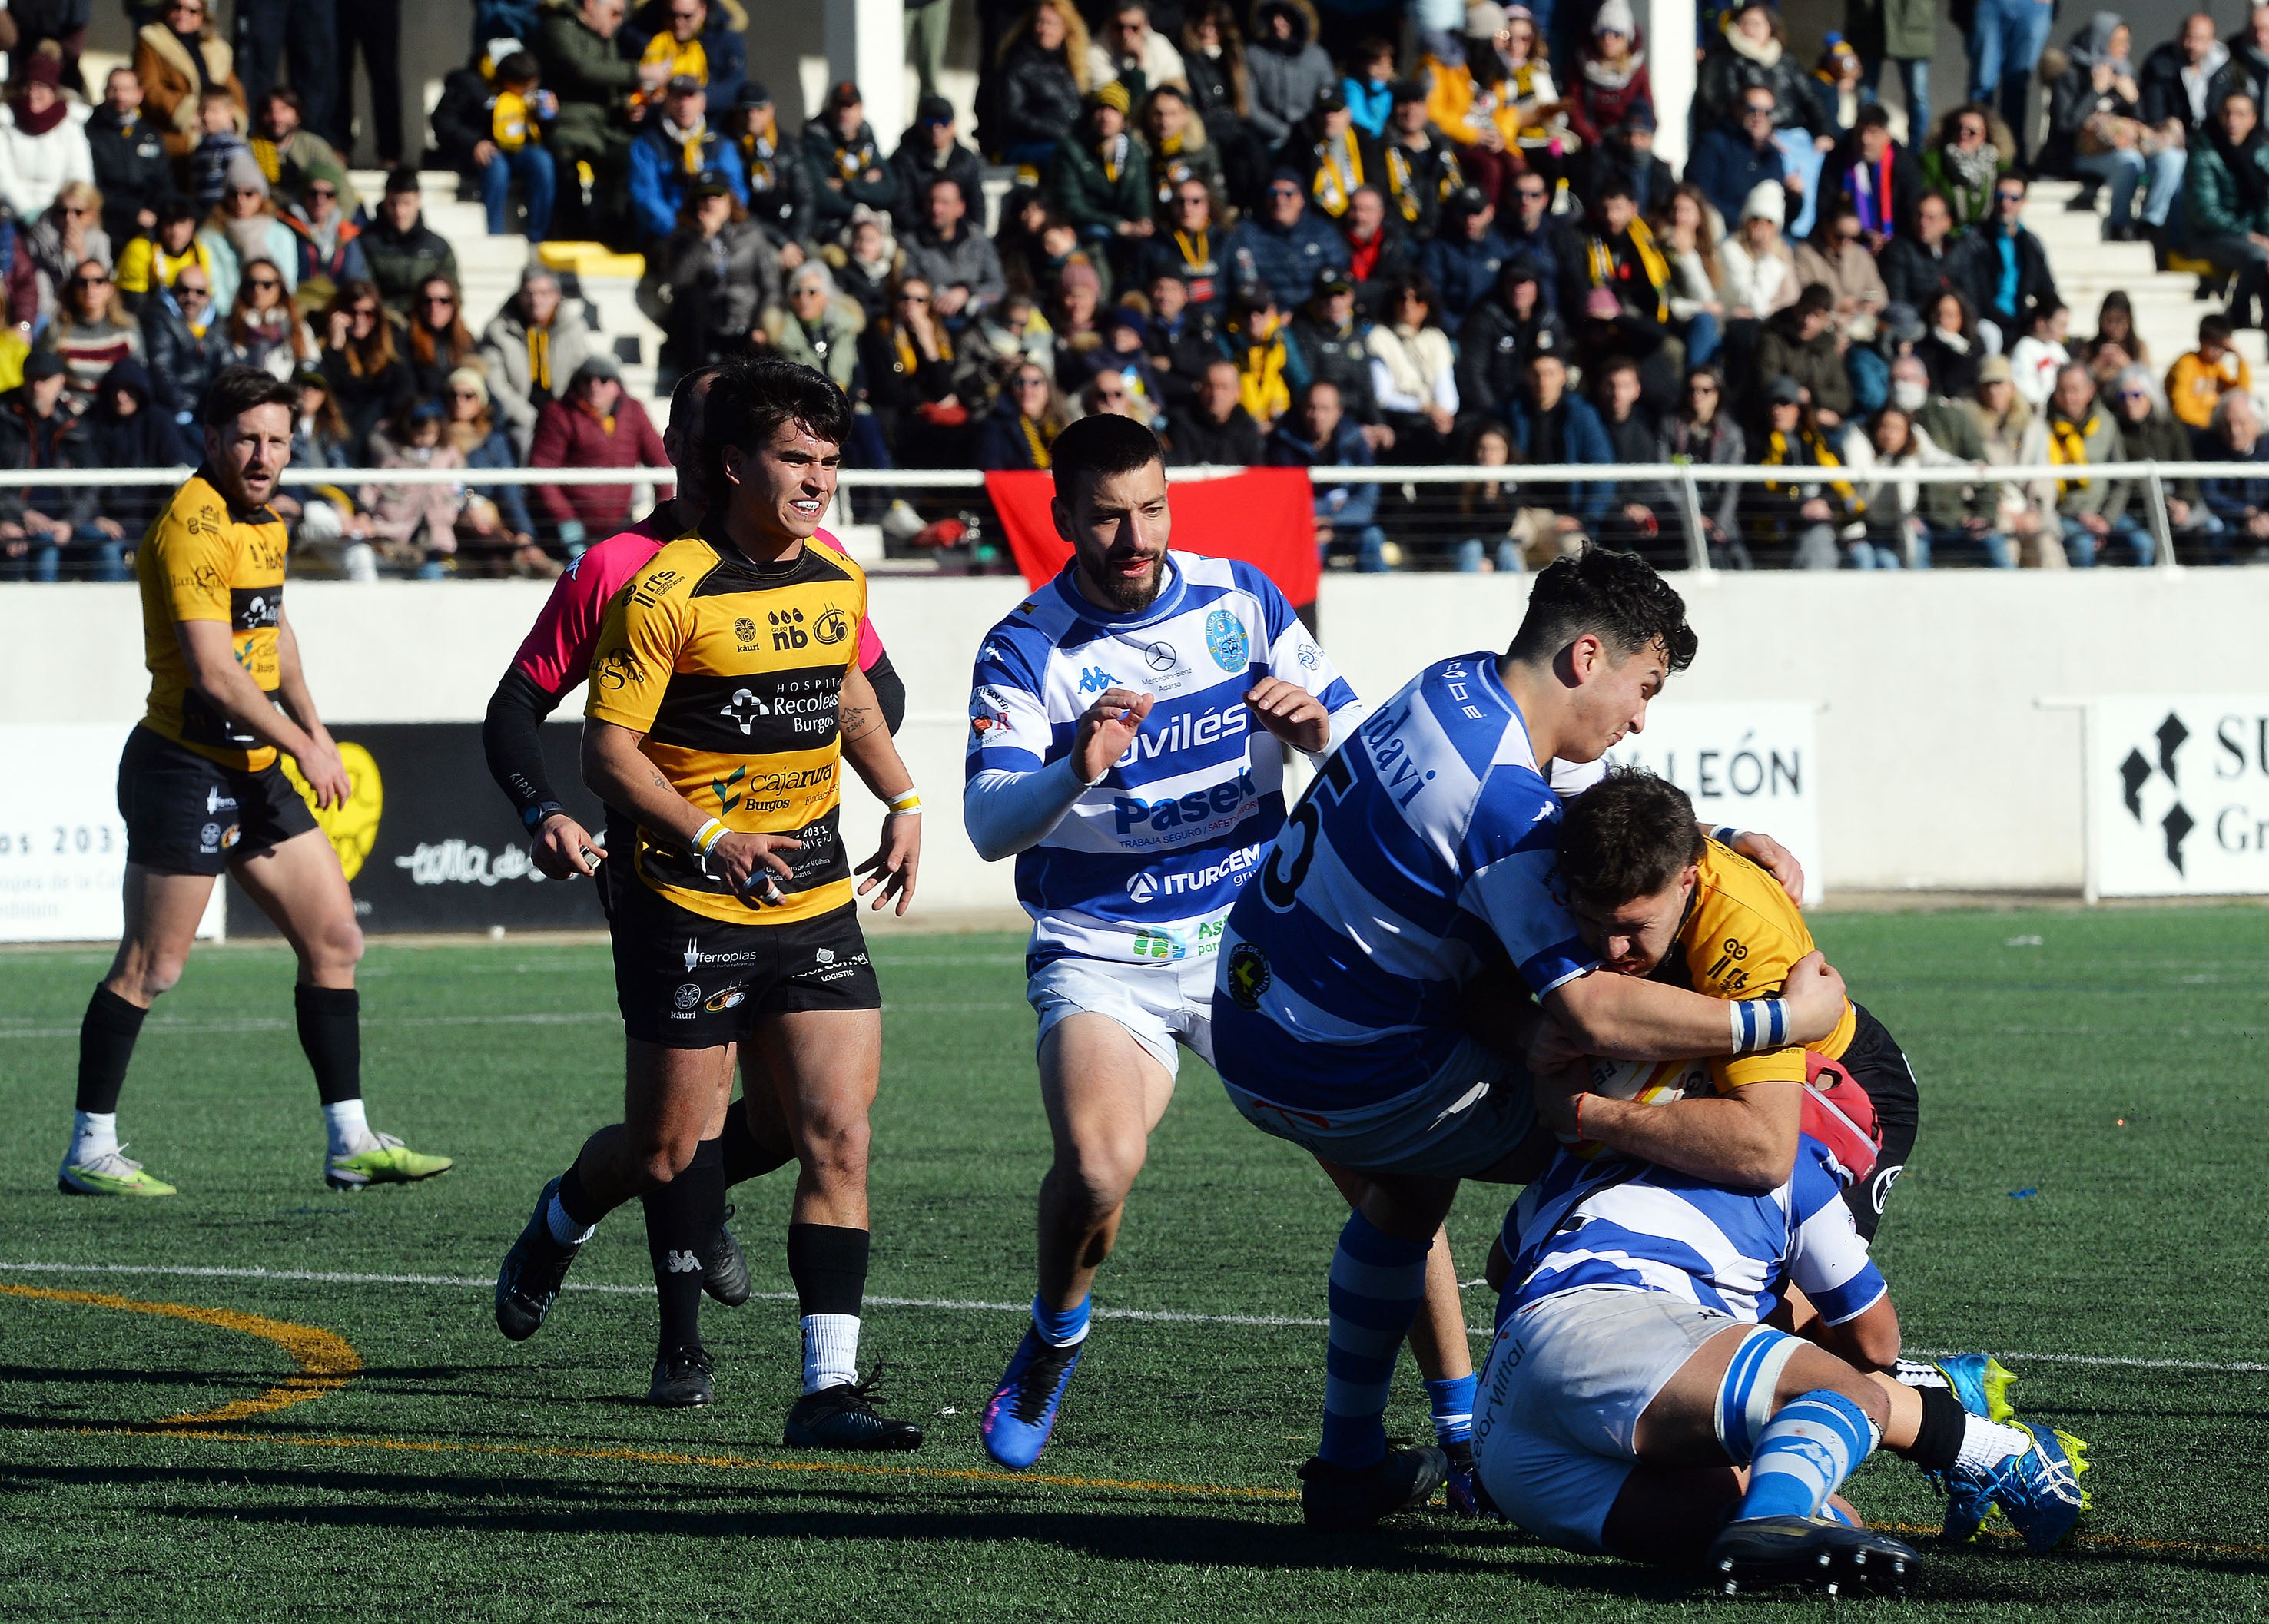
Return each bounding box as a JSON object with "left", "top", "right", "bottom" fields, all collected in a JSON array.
[
  {"left": 1113, "top": 701, "right": 1252, "bottom": 771},
  {"left": 1078, "top": 666, "right": 1118, "bottom": 694},
  {"left": 1113, "top": 765, "right": 1259, "bottom": 833},
  {"left": 665, "top": 1250, "right": 703, "bottom": 1274},
  {"left": 1205, "top": 609, "right": 1249, "bottom": 671}
]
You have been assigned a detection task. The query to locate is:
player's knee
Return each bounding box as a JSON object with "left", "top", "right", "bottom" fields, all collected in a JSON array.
[
  {"left": 126, "top": 951, "right": 187, "bottom": 1001},
  {"left": 1055, "top": 1140, "right": 1143, "bottom": 1217},
  {"left": 795, "top": 1105, "right": 871, "bottom": 1175}
]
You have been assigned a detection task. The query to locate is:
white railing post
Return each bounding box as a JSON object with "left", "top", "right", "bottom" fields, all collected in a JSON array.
[
  {"left": 2145, "top": 468, "right": 2181, "bottom": 572},
  {"left": 1678, "top": 471, "right": 1713, "bottom": 573}
]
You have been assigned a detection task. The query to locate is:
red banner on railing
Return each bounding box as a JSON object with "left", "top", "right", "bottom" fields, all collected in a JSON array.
[{"left": 983, "top": 468, "right": 1319, "bottom": 609}]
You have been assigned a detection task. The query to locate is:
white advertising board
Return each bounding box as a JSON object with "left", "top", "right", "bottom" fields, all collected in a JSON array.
[
  {"left": 1602, "top": 702, "right": 1823, "bottom": 905},
  {"left": 0, "top": 725, "right": 225, "bottom": 943},
  {"left": 2087, "top": 695, "right": 2269, "bottom": 898}
]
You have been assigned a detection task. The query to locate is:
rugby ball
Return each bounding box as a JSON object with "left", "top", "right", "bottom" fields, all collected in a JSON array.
[{"left": 1584, "top": 1054, "right": 1713, "bottom": 1106}]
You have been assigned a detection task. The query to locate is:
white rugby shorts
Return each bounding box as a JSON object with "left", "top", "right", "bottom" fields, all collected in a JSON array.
[
  {"left": 1472, "top": 1285, "right": 1742, "bottom": 1555},
  {"left": 1027, "top": 952, "right": 1217, "bottom": 1078}
]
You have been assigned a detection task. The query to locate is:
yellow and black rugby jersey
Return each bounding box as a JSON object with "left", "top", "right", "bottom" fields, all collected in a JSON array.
[
  {"left": 1648, "top": 839, "right": 1857, "bottom": 1092},
  {"left": 136, "top": 469, "right": 290, "bottom": 772},
  {"left": 587, "top": 531, "right": 867, "bottom": 926}
]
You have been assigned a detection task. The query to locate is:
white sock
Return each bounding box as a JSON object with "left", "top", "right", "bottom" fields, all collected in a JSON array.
[
  {"left": 546, "top": 1191, "right": 595, "bottom": 1247},
  {"left": 801, "top": 1313, "right": 861, "bottom": 1394},
  {"left": 322, "top": 1099, "right": 370, "bottom": 1159},
  {"left": 1956, "top": 1414, "right": 2035, "bottom": 1472},
  {"left": 69, "top": 1111, "right": 119, "bottom": 1165}
]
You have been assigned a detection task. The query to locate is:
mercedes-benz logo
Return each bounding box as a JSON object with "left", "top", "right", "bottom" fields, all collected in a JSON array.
[{"left": 1143, "top": 641, "right": 1176, "bottom": 672}]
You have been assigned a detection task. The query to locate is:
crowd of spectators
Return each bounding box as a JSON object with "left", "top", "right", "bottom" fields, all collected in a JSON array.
[{"left": 16, "top": 0, "right": 2269, "bottom": 580}]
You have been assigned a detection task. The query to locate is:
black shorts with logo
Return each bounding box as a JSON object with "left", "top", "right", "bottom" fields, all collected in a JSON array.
[
  {"left": 116, "top": 724, "right": 318, "bottom": 875},
  {"left": 611, "top": 877, "right": 881, "bottom": 1048},
  {"left": 1838, "top": 1001, "right": 1920, "bottom": 1241}
]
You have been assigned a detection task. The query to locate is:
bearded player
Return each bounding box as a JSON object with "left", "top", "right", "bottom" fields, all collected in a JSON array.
[
  {"left": 60, "top": 366, "right": 450, "bottom": 1196},
  {"left": 493, "top": 356, "right": 925, "bottom": 1447},
  {"left": 479, "top": 360, "right": 904, "bottom": 1396}
]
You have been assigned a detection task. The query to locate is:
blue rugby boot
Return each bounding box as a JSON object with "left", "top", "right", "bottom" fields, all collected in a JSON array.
[
  {"left": 1932, "top": 1354, "right": 2019, "bottom": 1425},
  {"left": 981, "top": 1326, "right": 1083, "bottom": 1470},
  {"left": 1944, "top": 1420, "right": 2091, "bottom": 1552}
]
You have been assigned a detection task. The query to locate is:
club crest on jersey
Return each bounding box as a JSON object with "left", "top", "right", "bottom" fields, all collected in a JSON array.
[
  {"left": 813, "top": 605, "right": 850, "bottom": 645},
  {"left": 1205, "top": 609, "right": 1249, "bottom": 671},
  {"left": 1225, "top": 943, "right": 1270, "bottom": 1009},
  {"left": 734, "top": 616, "right": 760, "bottom": 648}
]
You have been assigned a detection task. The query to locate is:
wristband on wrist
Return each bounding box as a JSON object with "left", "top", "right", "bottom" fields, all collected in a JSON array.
[
  {"left": 1712, "top": 825, "right": 1741, "bottom": 847},
  {"left": 1728, "top": 998, "right": 1790, "bottom": 1052},
  {"left": 885, "top": 787, "right": 922, "bottom": 816},
  {"left": 692, "top": 817, "right": 728, "bottom": 857},
  {"left": 1574, "top": 1091, "right": 1585, "bottom": 1140},
  {"left": 522, "top": 800, "right": 566, "bottom": 832}
]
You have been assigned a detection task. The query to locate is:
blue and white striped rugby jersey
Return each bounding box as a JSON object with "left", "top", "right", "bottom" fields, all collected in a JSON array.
[
  {"left": 965, "top": 552, "right": 1361, "bottom": 965},
  {"left": 1497, "top": 1135, "right": 1887, "bottom": 1330},
  {"left": 1211, "top": 651, "right": 1597, "bottom": 1109}
]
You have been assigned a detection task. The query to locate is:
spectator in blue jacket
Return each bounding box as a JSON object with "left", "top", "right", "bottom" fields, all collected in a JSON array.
[
  {"left": 1342, "top": 38, "right": 1397, "bottom": 140},
  {"left": 2201, "top": 387, "right": 2269, "bottom": 562},
  {"left": 625, "top": 0, "right": 749, "bottom": 114},
  {"left": 1226, "top": 167, "right": 1350, "bottom": 311},
  {"left": 1498, "top": 169, "right": 1576, "bottom": 313},
  {"left": 1265, "top": 378, "right": 1388, "bottom": 571},
  {"left": 627, "top": 76, "right": 746, "bottom": 244},
  {"left": 1687, "top": 85, "right": 1794, "bottom": 230},
  {"left": 1501, "top": 330, "right": 1614, "bottom": 535},
  {"left": 1416, "top": 186, "right": 1511, "bottom": 336}
]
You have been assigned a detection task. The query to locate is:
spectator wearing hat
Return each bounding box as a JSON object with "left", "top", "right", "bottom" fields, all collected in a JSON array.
[
  {"left": 1567, "top": 0, "right": 1654, "bottom": 149},
  {"left": 904, "top": 174, "right": 1007, "bottom": 323},
  {"left": 1273, "top": 83, "right": 1380, "bottom": 223},
  {"left": 1746, "top": 373, "right": 1860, "bottom": 568},
  {"left": 826, "top": 204, "right": 903, "bottom": 323},
  {"left": 1286, "top": 265, "right": 1384, "bottom": 436},
  {"left": 1375, "top": 78, "right": 1462, "bottom": 240},
  {"left": 1579, "top": 104, "right": 1674, "bottom": 220},
  {"left": 430, "top": 51, "right": 558, "bottom": 242},
  {"left": 729, "top": 83, "right": 816, "bottom": 258},
  {"left": 132, "top": 0, "right": 247, "bottom": 164},
  {"left": 1088, "top": 1, "right": 1186, "bottom": 104},
  {"left": 195, "top": 152, "right": 298, "bottom": 314},
  {"left": 1247, "top": 0, "right": 1336, "bottom": 153},
  {"left": 362, "top": 171, "right": 460, "bottom": 321},
  {"left": 139, "top": 260, "right": 222, "bottom": 453},
  {"left": 625, "top": 0, "right": 749, "bottom": 113},
  {"left": 804, "top": 80, "right": 898, "bottom": 236},
  {"left": 1339, "top": 184, "right": 1415, "bottom": 321},
  {"left": 534, "top": 0, "right": 656, "bottom": 203},
  {"left": 1266, "top": 379, "right": 1386, "bottom": 568},
  {"left": 1457, "top": 256, "right": 1563, "bottom": 422},
  {"left": 629, "top": 74, "right": 745, "bottom": 245},
  {"left": 888, "top": 95, "right": 986, "bottom": 236},
  {"left": 529, "top": 353, "right": 669, "bottom": 550},
  {"left": 1720, "top": 179, "right": 1798, "bottom": 336},
  {"left": 86, "top": 67, "right": 174, "bottom": 248},
  {"left": 1502, "top": 331, "right": 1612, "bottom": 543},
  {"left": 0, "top": 350, "right": 104, "bottom": 583},
  {"left": 0, "top": 55, "right": 95, "bottom": 225},
  {"left": 1050, "top": 83, "right": 1154, "bottom": 271},
  {"left": 994, "top": 0, "right": 1090, "bottom": 170},
  {"left": 1166, "top": 356, "right": 1265, "bottom": 464},
  {"left": 1495, "top": 167, "right": 1571, "bottom": 314},
  {"left": 1687, "top": 82, "right": 1794, "bottom": 231},
  {"left": 1227, "top": 164, "right": 1348, "bottom": 311},
  {"left": 1418, "top": 185, "right": 1508, "bottom": 338},
  {"left": 480, "top": 267, "right": 599, "bottom": 455}
]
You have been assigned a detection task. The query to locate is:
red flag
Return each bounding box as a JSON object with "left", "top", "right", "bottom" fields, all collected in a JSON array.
[{"left": 984, "top": 467, "right": 1319, "bottom": 608}]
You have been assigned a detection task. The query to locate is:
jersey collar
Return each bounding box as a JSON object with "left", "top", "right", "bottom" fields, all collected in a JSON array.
[
  {"left": 1473, "top": 655, "right": 1541, "bottom": 773},
  {"left": 1051, "top": 552, "right": 1186, "bottom": 631}
]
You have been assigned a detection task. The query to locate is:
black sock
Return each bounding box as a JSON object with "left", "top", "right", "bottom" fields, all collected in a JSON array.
[
  {"left": 75, "top": 986, "right": 148, "bottom": 1114},
  {"left": 293, "top": 984, "right": 361, "bottom": 1106},
  {"left": 556, "top": 1154, "right": 605, "bottom": 1231},
  {"left": 644, "top": 1138, "right": 725, "bottom": 1353},
  {"left": 1901, "top": 1384, "right": 1968, "bottom": 1473},
  {"left": 719, "top": 1095, "right": 794, "bottom": 1187},
  {"left": 785, "top": 1222, "right": 871, "bottom": 1318}
]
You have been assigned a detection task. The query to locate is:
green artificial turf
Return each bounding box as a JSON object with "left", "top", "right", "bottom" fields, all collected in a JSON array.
[{"left": 0, "top": 909, "right": 2264, "bottom": 1620}]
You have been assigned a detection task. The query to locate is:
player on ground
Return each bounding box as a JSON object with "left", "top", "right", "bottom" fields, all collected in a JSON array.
[
  {"left": 479, "top": 361, "right": 905, "bottom": 1370},
  {"left": 1209, "top": 546, "right": 1850, "bottom": 1528},
  {"left": 1547, "top": 769, "right": 1921, "bottom": 1238},
  {"left": 60, "top": 366, "right": 451, "bottom": 1196},
  {"left": 1472, "top": 1093, "right": 2088, "bottom": 1583},
  {"left": 493, "top": 357, "right": 927, "bottom": 1447},
  {"left": 962, "top": 414, "right": 1397, "bottom": 1472}
]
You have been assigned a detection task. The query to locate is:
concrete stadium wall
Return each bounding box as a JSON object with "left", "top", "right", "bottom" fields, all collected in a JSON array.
[{"left": 9, "top": 568, "right": 2267, "bottom": 912}]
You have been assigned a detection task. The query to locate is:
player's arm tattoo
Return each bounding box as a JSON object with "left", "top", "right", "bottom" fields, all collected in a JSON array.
[{"left": 839, "top": 700, "right": 880, "bottom": 742}]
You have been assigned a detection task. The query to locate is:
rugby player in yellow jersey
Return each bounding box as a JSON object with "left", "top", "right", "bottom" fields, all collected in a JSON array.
[
  {"left": 493, "top": 357, "right": 927, "bottom": 1443},
  {"left": 59, "top": 367, "right": 451, "bottom": 1197},
  {"left": 1541, "top": 767, "right": 1919, "bottom": 1237}
]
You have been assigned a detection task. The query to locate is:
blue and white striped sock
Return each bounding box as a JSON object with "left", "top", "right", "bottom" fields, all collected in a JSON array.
[
  {"left": 1733, "top": 1390, "right": 1881, "bottom": 1523},
  {"left": 1319, "top": 1212, "right": 1431, "bottom": 1470},
  {"left": 1426, "top": 1374, "right": 1478, "bottom": 1448},
  {"left": 1032, "top": 1291, "right": 1091, "bottom": 1348}
]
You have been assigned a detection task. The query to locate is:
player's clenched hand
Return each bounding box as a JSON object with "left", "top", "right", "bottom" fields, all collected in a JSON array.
[
  {"left": 712, "top": 830, "right": 801, "bottom": 908},
  {"left": 855, "top": 810, "right": 921, "bottom": 916},
  {"left": 1073, "top": 688, "right": 1153, "bottom": 782},
  {"left": 532, "top": 812, "right": 602, "bottom": 880},
  {"left": 296, "top": 737, "right": 352, "bottom": 810},
  {"left": 1246, "top": 677, "right": 1330, "bottom": 753},
  {"left": 1526, "top": 1009, "right": 1590, "bottom": 1080},
  {"left": 1780, "top": 950, "right": 1848, "bottom": 1044},
  {"left": 1730, "top": 829, "right": 1805, "bottom": 905}
]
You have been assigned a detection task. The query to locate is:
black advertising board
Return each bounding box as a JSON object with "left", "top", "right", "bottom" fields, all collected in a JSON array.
[{"left": 224, "top": 723, "right": 611, "bottom": 935}]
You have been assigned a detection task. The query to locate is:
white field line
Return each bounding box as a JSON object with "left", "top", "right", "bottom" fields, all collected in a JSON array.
[
  {"left": 0, "top": 1003, "right": 1023, "bottom": 1040},
  {"left": 1, "top": 1259, "right": 2261, "bottom": 1371}
]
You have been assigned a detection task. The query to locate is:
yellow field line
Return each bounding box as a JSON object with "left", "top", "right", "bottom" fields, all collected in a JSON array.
[{"left": 0, "top": 1283, "right": 360, "bottom": 1425}]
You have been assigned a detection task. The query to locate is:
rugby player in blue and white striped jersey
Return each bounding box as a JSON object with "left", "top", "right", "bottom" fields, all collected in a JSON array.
[{"left": 960, "top": 416, "right": 1372, "bottom": 1471}]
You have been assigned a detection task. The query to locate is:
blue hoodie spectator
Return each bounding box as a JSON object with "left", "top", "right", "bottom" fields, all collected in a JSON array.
[
  {"left": 1226, "top": 177, "right": 1351, "bottom": 311},
  {"left": 1264, "top": 384, "right": 1386, "bottom": 572},
  {"left": 1342, "top": 73, "right": 1395, "bottom": 141},
  {"left": 1417, "top": 191, "right": 1511, "bottom": 336},
  {"left": 627, "top": 88, "right": 748, "bottom": 244},
  {"left": 1687, "top": 119, "right": 1790, "bottom": 231}
]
